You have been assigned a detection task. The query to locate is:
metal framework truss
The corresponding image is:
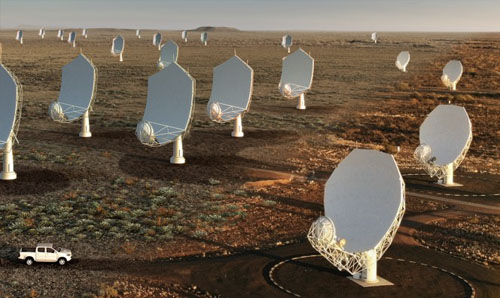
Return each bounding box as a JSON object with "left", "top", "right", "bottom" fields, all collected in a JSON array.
[
  {"left": 308, "top": 181, "right": 406, "bottom": 275},
  {"left": 136, "top": 120, "right": 184, "bottom": 148},
  {"left": 279, "top": 83, "right": 309, "bottom": 99},
  {"left": 209, "top": 102, "right": 246, "bottom": 123}
]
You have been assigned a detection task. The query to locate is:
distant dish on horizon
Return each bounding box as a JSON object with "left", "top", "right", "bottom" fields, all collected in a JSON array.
[
  {"left": 395, "top": 51, "right": 410, "bottom": 72},
  {"left": 200, "top": 32, "right": 208, "bottom": 46},
  {"left": 182, "top": 30, "right": 188, "bottom": 42},
  {"left": 279, "top": 48, "right": 314, "bottom": 110},
  {"left": 153, "top": 32, "right": 162, "bottom": 50},
  {"left": 136, "top": 62, "right": 195, "bottom": 164},
  {"left": 111, "top": 35, "right": 125, "bottom": 62},
  {"left": 39, "top": 28, "right": 45, "bottom": 39},
  {"left": 0, "top": 63, "right": 23, "bottom": 181},
  {"left": 441, "top": 60, "right": 463, "bottom": 91},
  {"left": 136, "top": 29, "right": 141, "bottom": 39},
  {"left": 82, "top": 28, "right": 88, "bottom": 39},
  {"left": 67, "top": 31, "right": 76, "bottom": 47},
  {"left": 371, "top": 32, "right": 378, "bottom": 43},
  {"left": 16, "top": 30, "right": 23, "bottom": 45},
  {"left": 207, "top": 55, "right": 253, "bottom": 138},
  {"left": 49, "top": 54, "right": 97, "bottom": 138},
  {"left": 281, "top": 34, "right": 293, "bottom": 53}
]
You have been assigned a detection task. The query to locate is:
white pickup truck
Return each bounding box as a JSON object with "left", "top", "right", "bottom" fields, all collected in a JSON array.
[{"left": 18, "top": 243, "right": 72, "bottom": 266}]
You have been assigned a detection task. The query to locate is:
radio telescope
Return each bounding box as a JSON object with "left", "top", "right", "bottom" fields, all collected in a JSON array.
[
  {"left": 57, "top": 29, "right": 64, "bottom": 40},
  {"left": 136, "top": 29, "right": 141, "bottom": 39},
  {"left": 182, "top": 30, "right": 188, "bottom": 42},
  {"left": 39, "top": 28, "right": 45, "bottom": 39},
  {"left": 0, "top": 63, "right": 23, "bottom": 180},
  {"left": 281, "top": 34, "right": 293, "bottom": 53},
  {"left": 136, "top": 62, "right": 195, "bottom": 164},
  {"left": 67, "top": 31, "right": 76, "bottom": 47},
  {"left": 201, "top": 32, "right": 208, "bottom": 46},
  {"left": 82, "top": 28, "right": 88, "bottom": 39},
  {"left": 16, "top": 30, "right": 23, "bottom": 45},
  {"left": 111, "top": 35, "right": 125, "bottom": 62},
  {"left": 158, "top": 40, "right": 178, "bottom": 70},
  {"left": 414, "top": 104, "right": 472, "bottom": 187},
  {"left": 308, "top": 149, "right": 405, "bottom": 286},
  {"left": 441, "top": 60, "right": 463, "bottom": 91},
  {"left": 207, "top": 55, "right": 253, "bottom": 138},
  {"left": 395, "top": 51, "right": 410, "bottom": 72},
  {"left": 371, "top": 32, "right": 378, "bottom": 43},
  {"left": 153, "top": 32, "right": 162, "bottom": 50},
  {"left": 49, "top": 54, "right": 97, "bottom": 138},
  {"left": 279, "top": 48, "right": 314, "bottom": 110}
]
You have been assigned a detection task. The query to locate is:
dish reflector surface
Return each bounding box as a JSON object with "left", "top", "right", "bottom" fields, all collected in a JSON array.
[
  {"left": 279, "top": 49, "right": 314, "bottom": 98},
  {"left": 111, "top": 35, "right": 124, "bottom": 55},
  {"left": 153, "top": 32, "right": 162, "bottom": 46},
  {"left": 371, "top": 32, "right": 377, "bottom": 41},
  {"left": 324, "top": 149, "right": 404, "bottom": 253},
  {"left": 182, "top": 30, "right": 187, "bottom": 39},
  {"left": 0, "top": 64, "right": 19, "bottom": 150},
  {"left": 396, "top": 51, "right": 410, "bottom": 70},
  {"left": 56, "top": 54, "right": 96, "bottom": 121},
  {"left": 419, "top": 104, "right": 472, "bottom": 166},
  {"left": 68, "top": 31, "right": 76, "bottom": 43},
  {"left": 140, "top": 63, "right": 195, "bottom": 145},
  {"left": 442, "top": 60, "right": 463, "bottom": 84},
  {"left": 207, "top": 56, "right": 253, "bottom": 122},
  {"left": 16, "top": 30, "right": 23, "bottom": 40},
  {"left": 159, "top": 41, "right": 179, "bottom": 68},
  {"left": 282, "top": 34, "right": 292, "bottom": 48},
  {"left": 201, "top": 32, "right": 208, "bottom": 42}
]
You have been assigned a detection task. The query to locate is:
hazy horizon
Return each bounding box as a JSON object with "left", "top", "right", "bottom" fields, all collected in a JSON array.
[{"left": 0, "top": 0, "right": 499, "bottom": 32}]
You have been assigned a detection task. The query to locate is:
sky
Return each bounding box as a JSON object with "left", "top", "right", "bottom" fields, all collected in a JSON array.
[{"left": 0, "top": 0, "right": 499, "bottom": 31}]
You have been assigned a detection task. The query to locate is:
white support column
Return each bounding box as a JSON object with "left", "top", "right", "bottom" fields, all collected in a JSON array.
[
  {"left": 20, "top": 38, "right": 23, "bottom": 45},
  {"left": 452, "top": 82, "right": 457, "bottom": 91},
  {"left": 231, "top": 114, "right": 244, "bottom": 138},
  {"left": 184, "top": 38, "right": 188, "bottom": 42},
  {"left": 287, "top": 47, "right": 290, "bottom": 53},
  {"left": 1, "top": 137, "right": 17, "bottom": 180},
  {"left": 170, "top": 135, "right": 186, "bottom": 164},
  {"left": 296, "top": 93, "right": 306, "bottom": 110},
  {"left": 158, "top": 44, "right": 161, "bottom": 51},
  {"left": 79, "top": 110, "right": 92, "bottom": 138},
  {"left": 362, "top": 249, "right": 379, "bottom": 283},
  {"left": 204, "top": 41, "right": 207, "bottom": 46},
  {"left": 119, "top": 52, "right": 123, "bottom": 62},
  {"left": 60, "top": 36, "right": 64, "bottom": 41},
  {"left": 72, "top": 41, "right": 76, "bottom": 48}
]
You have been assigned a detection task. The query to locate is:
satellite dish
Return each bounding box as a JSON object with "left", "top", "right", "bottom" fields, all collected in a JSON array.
[
  {"left": 395, "top": 51, "right": 410, "bottom": 72},
  {"left": 82, "top": 28, "right": 88, "bottom": 38},
  {"left": 136, "top": 62, "right": 195, "bottom": 164},
  {"left": 16, "top": 30, "right": 23, "bottom": 45},
  {"left": 111, "top": 35, "right": 125, "bottom": 62},
  {"left": 136, "top": 29, "right": 141, "bottom": 39},
  {"left": 39, "top": 28, "right": 45, "bottom": 39},
  {"left": 415, "top": 104, "right": 472, "bottom": 186},
  {"left": 182, "top": 30, "right": 188, "bottom": 42},
  {"left": 58, "top": 29, "right": 64, "bottom": 41},
  {"left": 200, "top": 32, "right": 208, "bottom": 46},
  {"left": 158, "top": 40, "right": 178, "bottom": 70},
  {"left": 441, "top": 60, "right": 463, "bottom": 91},
  {"left": 0, "top": 63, "right": 23, "bottom": 180},
  {"left": 153, "top": 32, "right": 162, "bottom": 50},
  {"left": 279, "top": 48, "right": 314, "bottom": 110},
  {"left": 207, "top": 55, "right": 253, "bottom": 137},
  {"left": 49, "top": 54, "right": 97, "bottom": 138},
  {"left": 281, "top": 34, "right": 292, "bottom": 53},
  {"left": 308, "top": 149, "right": 405, "bottom": 285},
  {"left": 67, "top": 31, "right": 76, "bottom": 47},
  {"left": 371, "top": 32, "right": 378, "bottom": 43}
]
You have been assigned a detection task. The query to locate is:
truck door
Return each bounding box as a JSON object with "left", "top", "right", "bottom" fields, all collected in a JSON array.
[
  {"left": 36, "top": 247, "right": 46, "bottom": 262},
  {"left": 46, "top": 248, "right": 58, "bottom": 262}
]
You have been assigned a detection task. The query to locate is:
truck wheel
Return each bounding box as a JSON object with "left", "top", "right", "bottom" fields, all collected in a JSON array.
[
  {"left": 25, "top": 258, "right": 34, "bottom": 266},
  {"left": 58, "top": 258, "right": 67, "bottom": 266}
]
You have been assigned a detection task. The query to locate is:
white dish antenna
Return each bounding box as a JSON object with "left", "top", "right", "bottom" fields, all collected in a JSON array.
[
  {"left": 39, "top": 28, "right": 45, "bottom": 39},
  {"left": 0, "top": 63, "right": 23, "bottom": 180},
  {"left": 308, "top": 149, "right": 405, "bottom": 285},
  {"left": 182, "top": 30, "right": 188, "bottom": 42},
  {"left": 279, "top": 48, "right": 314, "bottom": 110},
  {"left": 281, "top": 34, "right": 293, "bottom": 53},
  {"left": 58, "top": 29, "right": 64, "bottom": 41},
  {"left": 441, "top": 60, "right": 463, "bottom": 91},
  {"left": 67, "top": 31, "right": 76, "bottom": 47},
  {"left": 415, "top": 104, "right": 472, "bottom": 186},
  {"left": 200, "top": 32, "right": 208, "bottom": 46},
  {"left": 136, "top": 62, "right": 195, "bottom": 164},
  {"left": 371, "top": 32, "right": 378, "bottom": 43},
  {"left": 153, "top": 32, "right": 162, "bottom": 50},
  {"left": 49, "top": 54, "right": 97, "bottom": 138},
  {"left": 395, "top": 51, "right": 410, "bottom": 72},
  {"left": 16, "top": 30, "right": 23, "bottom": 45},
  {"left": 207, "top": 55, "right": 253, "bottom": 138},
  {"left": 111, "top": 35, "right": 125, "bottom": 62},
  {"left": 136, "top": 29, "right": 141, "bottom": 39},
  {"left": 82, "top": 28, "right": 88, "bottom": 38},
  {"left": 158, "top": 40, "right": 179, "bottom": 70}
]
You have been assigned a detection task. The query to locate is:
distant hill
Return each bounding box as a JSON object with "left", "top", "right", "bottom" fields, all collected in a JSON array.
[{"left": 189, "top": 26, "right": 240, "bottom": 32}]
